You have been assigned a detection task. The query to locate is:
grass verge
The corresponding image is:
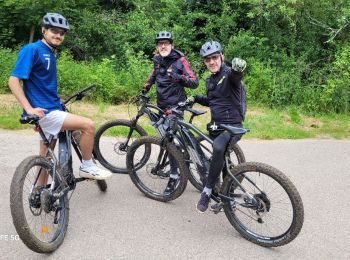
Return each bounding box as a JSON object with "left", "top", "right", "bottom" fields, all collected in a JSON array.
[{"left": 1, "top": 94, "right": 349, "bottom": 139}]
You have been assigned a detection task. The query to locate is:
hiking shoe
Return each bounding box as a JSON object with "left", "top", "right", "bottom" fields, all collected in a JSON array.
[
  {"left": 79, "top": 164, "right": 112, "bottom": 180},
  {"left": 164, "top": 177, "right": 180, "bottom": 193},
  {"left": 196, "top": 192, "right": 211, "bottom": 213}
]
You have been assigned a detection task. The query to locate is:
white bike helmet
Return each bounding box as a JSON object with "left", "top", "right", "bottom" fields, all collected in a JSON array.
[
  {"left": 42, "top": 13, "right": 70, "bottom": 31},
  {"left": 200, "top": 41, "right": 222, "bottom": 58}
]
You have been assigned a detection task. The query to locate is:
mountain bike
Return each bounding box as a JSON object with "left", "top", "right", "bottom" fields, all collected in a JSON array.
[
  {"left": 10, "top": 84, "right": 107, "bottom": 253},
  {"left": 94, "top": 93, "right": 245, "bottom": 191},
  {"left": 125, "top": 101, "right": 244, "bottom": 201},
  {"left": 126, "top": 101, "right": 304, "bottom": 247}
]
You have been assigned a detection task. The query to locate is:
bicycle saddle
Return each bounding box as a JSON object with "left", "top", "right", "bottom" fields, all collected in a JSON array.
[
  {"left": 20, "top": 115, "right": 40, "bottom": 124},
  {"left": 219, "top": 124, "right": 249, "bottom": 135},
  {"left": 187, "top": 107, "right": 207, "bottom": 117}
]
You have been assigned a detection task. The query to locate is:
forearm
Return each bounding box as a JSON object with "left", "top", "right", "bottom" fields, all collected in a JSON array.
[
  {"left": 181, "top": 77, "right": 198, "bottom": 89},
  {"left": 144, "top": 69, "right": 155, "bottom": 90},
  {"left": 8, "top": 76, "right": 33, "bottom": 112},
  {"left": 194, "top": 95, "right": 209, "bottom": 107},
  {"left": 228, "top": 70, "right": 243, "bottom": 89}
]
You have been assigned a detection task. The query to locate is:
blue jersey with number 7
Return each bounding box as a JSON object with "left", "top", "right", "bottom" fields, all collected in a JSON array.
[{"left": 11, "top": 40, "right": 61, "bottom": 115}]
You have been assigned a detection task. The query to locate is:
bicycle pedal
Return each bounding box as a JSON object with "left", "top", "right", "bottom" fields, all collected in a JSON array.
[{"left": 210, "top": 202, "right": 224, "bottom": 214}]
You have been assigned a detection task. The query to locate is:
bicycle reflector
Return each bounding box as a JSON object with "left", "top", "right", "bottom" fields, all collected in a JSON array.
[{"left": 41, "top": 226, "right": 49, "bottom": 233}]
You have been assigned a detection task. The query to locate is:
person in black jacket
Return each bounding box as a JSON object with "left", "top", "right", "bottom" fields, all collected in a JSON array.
[
  {"left": 191, "top": 41, "right": 247, "bottom": 213},
  {"left": 143, "top": 31, "right": 198, "bottom": 193}
]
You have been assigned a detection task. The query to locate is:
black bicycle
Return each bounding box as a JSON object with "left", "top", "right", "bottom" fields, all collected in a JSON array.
[
  {"left": 126, "top": 101, "right": 304, "bottom": 247},
  {"left": 125, "top": 101, "right": 244, "bottom": 201},
  {"left": 94, "top": 93, "right": 245, "bottom": 191},
  {"left": 10, "top": 84, "right": 107, "bottom": 253}
]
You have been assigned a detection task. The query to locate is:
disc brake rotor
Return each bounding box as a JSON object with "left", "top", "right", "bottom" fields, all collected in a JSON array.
[{"left": 114, "top": 142, "right": 128, "bottom": 155}]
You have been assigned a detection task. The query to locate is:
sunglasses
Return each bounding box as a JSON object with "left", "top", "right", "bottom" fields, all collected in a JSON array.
[
  {"left": 204, "top": 54, "right": 221, "bottom": 63},
  {"left": 48, "top": 28, "right": 66, "bottom": 36},
  {"left": 156, "top": 41, "right": 171, "bottom": 47}
]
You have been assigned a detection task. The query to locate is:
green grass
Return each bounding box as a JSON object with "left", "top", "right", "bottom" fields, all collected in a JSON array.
[
  {"left": 1, "top": 95, "right": 350, "bottom": 139},
  {"left": 0, "top": 104, "right": 31, "bottom": 130}
]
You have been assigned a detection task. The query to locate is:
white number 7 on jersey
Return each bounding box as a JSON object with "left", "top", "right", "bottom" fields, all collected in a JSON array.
[{"left": 45, "top": 57, "right": 50, "bottom": 70}]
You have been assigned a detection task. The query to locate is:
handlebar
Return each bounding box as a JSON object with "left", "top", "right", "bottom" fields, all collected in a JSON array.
[{"left": 63, "top": 83, "right": 97, "bottom": 105}]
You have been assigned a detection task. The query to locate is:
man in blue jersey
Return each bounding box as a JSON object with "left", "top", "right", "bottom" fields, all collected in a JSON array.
[{"left": 8, "top": 13, "right": 112, "bottom": 181}]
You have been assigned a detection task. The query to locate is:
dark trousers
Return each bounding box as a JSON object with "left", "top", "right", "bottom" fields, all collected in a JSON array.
[{"left": 205, "top": 123, "right": 242, "bottom": 189}]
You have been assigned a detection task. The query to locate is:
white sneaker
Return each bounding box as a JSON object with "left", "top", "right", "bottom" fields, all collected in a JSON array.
[{"left": 79, "top": 164, "right": 112, "bottom": 180}]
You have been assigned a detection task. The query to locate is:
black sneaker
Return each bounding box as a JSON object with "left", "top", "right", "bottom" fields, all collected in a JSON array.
[
  {"left": 196, "top": 192, "right": 210, "bottom": 213},
  {"left": 164, "top": 177, "right": 180, "bottom": 193}
]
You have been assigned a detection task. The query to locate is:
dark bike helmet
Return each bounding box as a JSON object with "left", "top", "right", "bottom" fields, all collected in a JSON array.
[
  {"left": 200, "top": 41, "right": 222, "bottom": 58},
  {"left": 155, "top": 31, "right": 173, "bottom": 43},
  {"left": 42, "top": 13, "right": 70, "bottom": 31}
]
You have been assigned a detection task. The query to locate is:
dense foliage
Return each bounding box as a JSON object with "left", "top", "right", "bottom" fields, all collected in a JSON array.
[{"left": 1, "top": 0, "right": 349, "bottom": 113}]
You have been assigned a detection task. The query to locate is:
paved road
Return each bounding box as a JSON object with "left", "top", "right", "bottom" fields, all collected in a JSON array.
[{"left": 1, "top": 129, "right": 350, "bottom": 259}]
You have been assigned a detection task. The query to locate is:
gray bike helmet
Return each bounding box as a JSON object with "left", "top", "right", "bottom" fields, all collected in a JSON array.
[
  {"left": 200, "top": 41, "right": 222, "bottom": 58},
  {"left": 42, "top": 13, "right": 70, "bottom": 31},
  {"left": 155, "top": 31, "right": 173, "bottom": 43}
]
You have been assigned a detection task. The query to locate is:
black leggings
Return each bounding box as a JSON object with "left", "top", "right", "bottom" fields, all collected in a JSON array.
[{"left": 205, "top": 124, "right": 242, "bottom": 189}]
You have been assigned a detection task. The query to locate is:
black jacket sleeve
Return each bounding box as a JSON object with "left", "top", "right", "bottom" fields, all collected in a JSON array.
[
  {"left": 173, "top": 57, "right": 198, "bottom": 89},
  {"left": 194, "top": 94, "right": 209, "bottom": 107},
  {"left": 227, "top": 70, "right": 243, "bottom": 89}
]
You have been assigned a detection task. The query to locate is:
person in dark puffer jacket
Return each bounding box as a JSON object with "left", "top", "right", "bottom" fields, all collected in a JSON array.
[
  {"left": 191, "top": 41, "right": 247, "bottom": 213},
  {"left": 143, "top": 31, "right": 198, "bottom": 193}
]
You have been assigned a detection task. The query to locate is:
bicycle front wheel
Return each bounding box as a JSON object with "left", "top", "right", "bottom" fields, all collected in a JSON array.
[
  {"left": 188, "top": 136, "right": 246, "bottom": 191},
  {"left": 126, "top": 136, "right": 188, "bottom": 202},
  {"left": 222, "top": 162, "right": 304, "bottom": 247},
  {"left": 94, "top": 119, "right": 150, "bottom": 173},
  {"left": 10, "top": 156, "right": 69, "bottom": 253}
]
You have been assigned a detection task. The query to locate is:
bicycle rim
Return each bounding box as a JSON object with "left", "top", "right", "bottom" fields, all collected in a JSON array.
[
  {"left": 127, "top": 136, "right": 188, "bottom": 202},
  {"left": 223, "top": 162, "right": 303, "bottom": 247},
  {"left": 95, "top": 121, "right": 149, "bottom": 173},
  {"left": 10, "top": 156, "right": 69, "bottom": 253}
]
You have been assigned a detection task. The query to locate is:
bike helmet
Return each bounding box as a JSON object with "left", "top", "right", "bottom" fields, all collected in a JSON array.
[
  {"left": 42, "top": 13, "right": 70, "bottom": 31},
  {"left": 200, "top": 41, "right": 222, "bottom": 58},
  {"left": 155, "top": 31, "right": 173, "bottom": 43}
]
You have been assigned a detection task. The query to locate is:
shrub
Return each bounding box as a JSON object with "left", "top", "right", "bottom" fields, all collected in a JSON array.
[{"left": 0, "top": 48, "right": 17, "bottom": 93}]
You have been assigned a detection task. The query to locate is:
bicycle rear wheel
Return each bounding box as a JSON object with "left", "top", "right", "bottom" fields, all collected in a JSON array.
[
  {"left": 94, "top": 119, "right": 150, "bottom": 173},
  {"left": 188, "top": 136, "right": 246, "bottom": 191},
  {"left": 126, "top": 136, "right": 188, "bottom": 202},
  {"left": 222, "top": 162, "right": 304, "bottom": 247},
  {"left": 10, "top": 156, "right": 69, "bottom": 253}
]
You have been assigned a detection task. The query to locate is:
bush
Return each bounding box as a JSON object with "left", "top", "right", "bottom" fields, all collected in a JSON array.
[{"left": 0, "top": 48, "right": 17, "bottom": 93}]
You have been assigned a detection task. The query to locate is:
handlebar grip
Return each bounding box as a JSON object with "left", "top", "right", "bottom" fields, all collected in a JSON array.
[
  {"left": 80, "top": 83, "right": 96, "bottom": 94},
  {"left": 63, "top": 83, "right": 97, "bottom": 105}
]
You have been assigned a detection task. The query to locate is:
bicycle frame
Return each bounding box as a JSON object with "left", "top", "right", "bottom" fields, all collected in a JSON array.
[
  {"left": 121, "top": 95, "right": 165, "bottom": 148},
  {"left": 159, "top": 105, "right": 247, "bottom": 203},
  {"left": 26, "top": 84, "right": 99, "bottom": 198}
]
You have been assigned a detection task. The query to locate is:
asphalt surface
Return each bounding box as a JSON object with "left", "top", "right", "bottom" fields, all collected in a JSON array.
[{"left": 1, "top": 129, "right": 350, "bottom": 259}]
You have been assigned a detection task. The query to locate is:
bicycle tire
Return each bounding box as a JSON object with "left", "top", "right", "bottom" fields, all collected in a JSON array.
[
  {"left": 94, "top": 119, "right": 150, "bottom": 173},
  {"left": 221, "top": 162, "right": 304, "bottom": 247},
  {"left": 10, "top": 156, "right": 69, "bottom": 253},
  {"left": 187, "top": 135, "right": 246, "bottom": 191},
  {"left": 126, "top": 136, "right": 189, "bottom": 202}
]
